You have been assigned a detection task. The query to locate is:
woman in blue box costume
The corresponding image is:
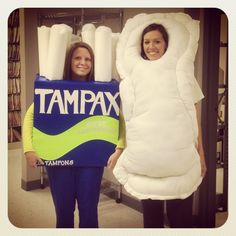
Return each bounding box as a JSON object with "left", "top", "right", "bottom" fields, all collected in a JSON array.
[
  {"left": 23, "top": 42, "right": 122, "bottom": 228},
  {"left": 109, "top": 13, "right": 207, "bottom": 228}
]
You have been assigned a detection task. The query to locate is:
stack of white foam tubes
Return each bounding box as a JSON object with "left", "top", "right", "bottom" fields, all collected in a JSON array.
[{"left": 37, "top": 23, "right": 120, "bottom": 82}]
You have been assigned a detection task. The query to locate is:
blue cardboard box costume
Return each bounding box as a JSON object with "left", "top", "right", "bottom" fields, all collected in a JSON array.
[{"left": 33, "top": 76, "right": 120, "bottom": 167}]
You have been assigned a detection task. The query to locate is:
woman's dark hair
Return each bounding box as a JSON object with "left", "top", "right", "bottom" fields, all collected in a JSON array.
[
  {"left": 64, "top": 42, "right": 94, "bottom": 81},
  {"left": 140, "top": 23, "right": 169, "bottom": 60}
]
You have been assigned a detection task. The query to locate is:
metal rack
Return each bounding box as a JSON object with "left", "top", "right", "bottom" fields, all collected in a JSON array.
[
  {"left": 37, "top": 8, "right": 123, "bottom": 34},
  {"left": 216, "top": 38, "right": 228, "bottom": 212},
  {"left": 8, "top": 9, "right": 22, "bottom": 143}
]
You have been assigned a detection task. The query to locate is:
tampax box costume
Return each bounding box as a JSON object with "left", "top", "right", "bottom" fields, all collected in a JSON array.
[{"left": 33, "top": 76, "right": 120, "bottom": 166}]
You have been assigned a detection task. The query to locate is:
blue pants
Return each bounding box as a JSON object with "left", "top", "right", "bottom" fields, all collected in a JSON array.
[{"left": 46, "top": 166, "right": 104, "bottom": 228}]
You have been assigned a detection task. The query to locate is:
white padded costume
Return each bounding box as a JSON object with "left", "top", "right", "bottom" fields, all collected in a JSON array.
[{"left": 113, "top": 13, "right": 204, "bottom": 200}]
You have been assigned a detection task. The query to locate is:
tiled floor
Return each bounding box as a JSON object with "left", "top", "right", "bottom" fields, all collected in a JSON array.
[
  {"left": 8, "top": 148, "right": 227, "bottom": 228},
  {"left": 8, "top": 148, "right": 143, "bottom": 228}
]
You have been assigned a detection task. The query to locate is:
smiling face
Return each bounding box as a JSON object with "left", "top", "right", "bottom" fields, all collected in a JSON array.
[
  {"left": 71, "top": 47, "right": 92, "bottom": 81},
  {"left": 143, "top": 30, "right": 167, "bottom": 61}
]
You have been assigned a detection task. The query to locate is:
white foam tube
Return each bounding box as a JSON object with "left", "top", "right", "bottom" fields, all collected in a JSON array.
[
  {"left": 45, "top": 24, "right": 72, "bottom": 80},
  {"left": 81, "top": 23, "right": 96, "bottom": 51},
  {"left": 37, "top": 26, "right": 50, "bottom": 77},
  {"left": 112, "top": 33, "right": 120, "bottom": 81},
  {"left": 56, "top": 24, "right": 73, "bottom": 50},
  {"left": 94, "top": 26, "right": 112, "bottom": 82}
]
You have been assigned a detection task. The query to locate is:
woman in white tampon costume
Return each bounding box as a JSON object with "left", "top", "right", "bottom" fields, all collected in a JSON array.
[{"left": 108, "top": 14, "right": 207, "bottom": 228}]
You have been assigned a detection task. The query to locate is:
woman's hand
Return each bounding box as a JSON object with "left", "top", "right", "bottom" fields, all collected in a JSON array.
[
  {"left": 195, "top": 104, "right": 207, "bottom": 177},
  {"left": 107, "top": 148, "right": 123, "bottom": 169},
  {"left": 196, "top": 136, "right": 207, "bottom": 177},
  {"left": 25, "top": 151, "right": 44, "bottom": 168}
]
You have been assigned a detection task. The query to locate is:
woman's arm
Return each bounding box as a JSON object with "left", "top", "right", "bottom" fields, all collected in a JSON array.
[
  {"left": 23, "top": 103, "right": 44, "bottom": 168},
  {"left": 195, "top": 104, "right": 207, "bottom": 177},
  {"left": 107, "top": 148, "right": 123, "bottom": 169},
  {"left": 107, "top": 111, "right": 126, "bottom": 169}
]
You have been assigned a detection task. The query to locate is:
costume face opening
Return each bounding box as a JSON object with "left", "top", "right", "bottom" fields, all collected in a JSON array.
[
  {"left": 71, "top": 47, "right": 92, "bottom": 81},
  {"left": 143, "top": 30, "right": 167, "bottom": 61}
]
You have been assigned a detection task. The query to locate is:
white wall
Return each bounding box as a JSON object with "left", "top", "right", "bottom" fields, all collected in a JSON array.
[{"left": 20, "top": 8, "right": 40, "bottom": 186}]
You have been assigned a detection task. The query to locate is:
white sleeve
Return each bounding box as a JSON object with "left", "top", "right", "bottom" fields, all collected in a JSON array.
[
  {"left": 192, "top": 79, "right": 204, "bottom": 104},
  {"left": 119, "top": 78, "right": 135, "bottom": 121}
]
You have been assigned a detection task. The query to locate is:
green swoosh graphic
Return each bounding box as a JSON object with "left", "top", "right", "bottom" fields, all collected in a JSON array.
[{"left": 33, "top": 115, "right": 118, "bottom": 160}]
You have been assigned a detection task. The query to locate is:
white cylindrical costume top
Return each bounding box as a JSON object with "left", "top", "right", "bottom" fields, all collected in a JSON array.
[{"left": 113, "top": 13, "right": 204, "bottom": 200}]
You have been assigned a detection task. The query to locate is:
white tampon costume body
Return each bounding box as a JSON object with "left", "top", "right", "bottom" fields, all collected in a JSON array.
[{"left": 113, "top": 13, "right": 204, "bottom": 200}]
